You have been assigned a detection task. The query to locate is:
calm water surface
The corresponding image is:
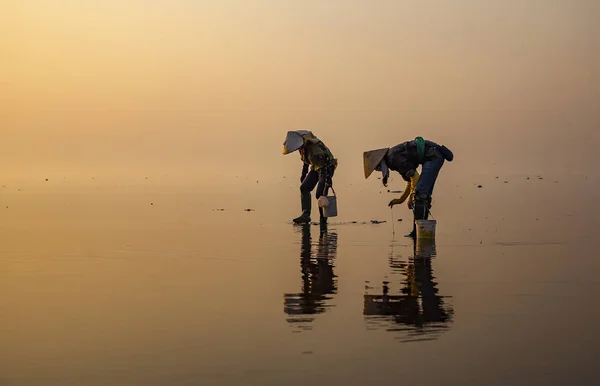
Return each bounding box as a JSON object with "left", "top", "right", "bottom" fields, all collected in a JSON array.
[{"left": 1, "top": 174, "right": 599, "bottom": 385}]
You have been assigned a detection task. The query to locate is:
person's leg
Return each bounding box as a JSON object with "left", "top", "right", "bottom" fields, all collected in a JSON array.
[
  {"left": 414, "top": 157, "right": 444, "bottom": 220},
  {"left": 294, "top": 170, "right": 318, "bottom": 223},
  {"left": 415, "top": 157, "right": 444, "bottom": 196},
  {"left": 406, "top": 210, "right": 417, "bottom": 238},
  {"left": 316, "top": 166, "right": 335, "bottom": 224},
  {"left": 426, "top": 161, "right": 443, "bottom": 197}
]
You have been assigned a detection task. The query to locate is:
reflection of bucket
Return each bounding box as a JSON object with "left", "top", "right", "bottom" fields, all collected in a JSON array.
[
  {"left": 416, "top": 219, "right": 436, "bottom": 239},
  {"left": 416, "top": 237, "right": 437, "bottom": 258}
]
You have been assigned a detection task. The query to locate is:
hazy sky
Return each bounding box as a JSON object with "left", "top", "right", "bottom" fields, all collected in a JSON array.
[{"left": 2, "top": 0, "right": 599, "bottom": 183}]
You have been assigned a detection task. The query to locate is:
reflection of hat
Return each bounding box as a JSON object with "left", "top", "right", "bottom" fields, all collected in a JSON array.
[
  {"left": 283, "top": 130, "right": 314, "bottom": 154},
  {"left": 363, "top": 148, "right": 389, "bottom": 179}
]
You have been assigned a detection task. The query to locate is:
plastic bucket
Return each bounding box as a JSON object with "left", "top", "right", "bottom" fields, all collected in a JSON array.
[
  {"left": 318, "top": 187, "right": 337, "bottom": 218},
  {"left": 321, "top": 195, "right": 337, "bottom": 217},
  {"left": 416, "top": 219, "right": 436, "bottom": 239}
]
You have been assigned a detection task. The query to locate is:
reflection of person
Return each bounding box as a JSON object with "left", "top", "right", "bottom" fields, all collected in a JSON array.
[
  {"left": 398, "top": 239, "right": 450, "bottom": 326},
  {"left": 283, "top": 131, "right": 337, "bottom": 225},
  {"left": 363, "top": 137, "right": 453, "bottom": 237},
  {"left": 283, "top": 224, "right": 338, "bottom": 327},
  {"left": 363, "top": 238, "right": 452, "bottom": 340},
  {"left": 411, "top": 255, "right": 449, "bottom": 325}
]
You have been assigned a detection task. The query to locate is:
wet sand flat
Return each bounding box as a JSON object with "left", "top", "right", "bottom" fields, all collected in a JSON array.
[{"left": 0, "top": 175, "right": 599, "bottom": 386}]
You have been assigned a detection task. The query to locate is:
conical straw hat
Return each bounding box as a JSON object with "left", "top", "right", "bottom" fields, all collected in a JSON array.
[
  {"left": 295, "top": 130, "right": 314, "bottom": 138},
  {"left": 363, "top": 148, "right": 389, "bottom": 179},
  {"left": 283, "top": 130, "right": 314, "bottom": 154}
]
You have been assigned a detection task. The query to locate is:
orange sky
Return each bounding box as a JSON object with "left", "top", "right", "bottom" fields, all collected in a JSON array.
[{"left": 2, "top": 0, "right": 599, "bottom": 182}]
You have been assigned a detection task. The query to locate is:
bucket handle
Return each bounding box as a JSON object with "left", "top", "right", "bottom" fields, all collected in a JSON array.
[{"left": 324, "top": 184, "right": 336, "bottom": 197}]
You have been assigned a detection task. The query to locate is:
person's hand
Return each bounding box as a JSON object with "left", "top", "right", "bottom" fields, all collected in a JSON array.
[
  {"left": 407, "top": 201, "right": 413, "bottom": 210},
  {"left": 388, "top": 199, "right": 401, "bottom": 208}
]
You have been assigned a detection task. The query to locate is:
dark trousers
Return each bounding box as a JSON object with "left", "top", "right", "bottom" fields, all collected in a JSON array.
[
  {"left": 415, "top": 156, "right": 445, "bottom": 197},
  {"left": 300, "top": 166, "right": 334, "bottom": 199}
]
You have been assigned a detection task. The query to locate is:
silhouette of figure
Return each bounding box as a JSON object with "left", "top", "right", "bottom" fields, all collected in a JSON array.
[
  {"left": 284, "top": 224, "right": 338, "bottom": 331},
  {"left": 363, "top": 238, "right": 453, "bottom": 342}
]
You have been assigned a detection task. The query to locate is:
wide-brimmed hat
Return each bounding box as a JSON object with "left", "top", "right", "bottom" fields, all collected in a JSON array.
[
  {"left": 363, "top": 148, "right": 389, "bottom": 179},
  {"left": 283, "top": 130, "right": 314, "bottom": 154}
]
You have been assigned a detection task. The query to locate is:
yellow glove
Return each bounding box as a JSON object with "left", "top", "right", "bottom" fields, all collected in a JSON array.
[{"left": 388, "top": 198, "right": 403, "bottom": 208}]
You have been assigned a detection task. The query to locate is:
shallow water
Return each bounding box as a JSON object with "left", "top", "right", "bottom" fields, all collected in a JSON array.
[{"left": 1, "top": 174, "right": 599, "bottom": 386}]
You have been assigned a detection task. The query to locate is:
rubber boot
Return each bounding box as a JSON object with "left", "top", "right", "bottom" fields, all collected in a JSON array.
[
  {"left": 405, "top": 218, "right": 416, "bottom": 238},
  {"left": 411, "top": 194, "right": 431, "bottom": 238},
  {"left": 319, "top": 207, "right": 327, "bottom": 226},
  {"left": 293, "top": 192, "right": 312, "bottom": 224},
  {"left": 413, "top": 193, "right": 431, "bottom": 221}
]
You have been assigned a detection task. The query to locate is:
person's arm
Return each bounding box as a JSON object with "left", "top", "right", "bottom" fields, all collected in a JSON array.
[
  {"left": 389, "top": 179, "right": 412, "bottom": 208},
  {"left": 407, "top": 171, "right": 420, "bottom": 209},
  {"left": 300, "top": 163, "right": 309, "bottom": 183}
]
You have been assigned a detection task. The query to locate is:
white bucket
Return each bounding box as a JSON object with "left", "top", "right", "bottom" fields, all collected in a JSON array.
[
  {"left": 318, "top": 187, "right": 337, "bottom": 217},
  {"left": 416, "top": 219, "right": 436, "bottom": 239},
  {"left": 321, "top": 195, "right": 337, "bottom": 217}
]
